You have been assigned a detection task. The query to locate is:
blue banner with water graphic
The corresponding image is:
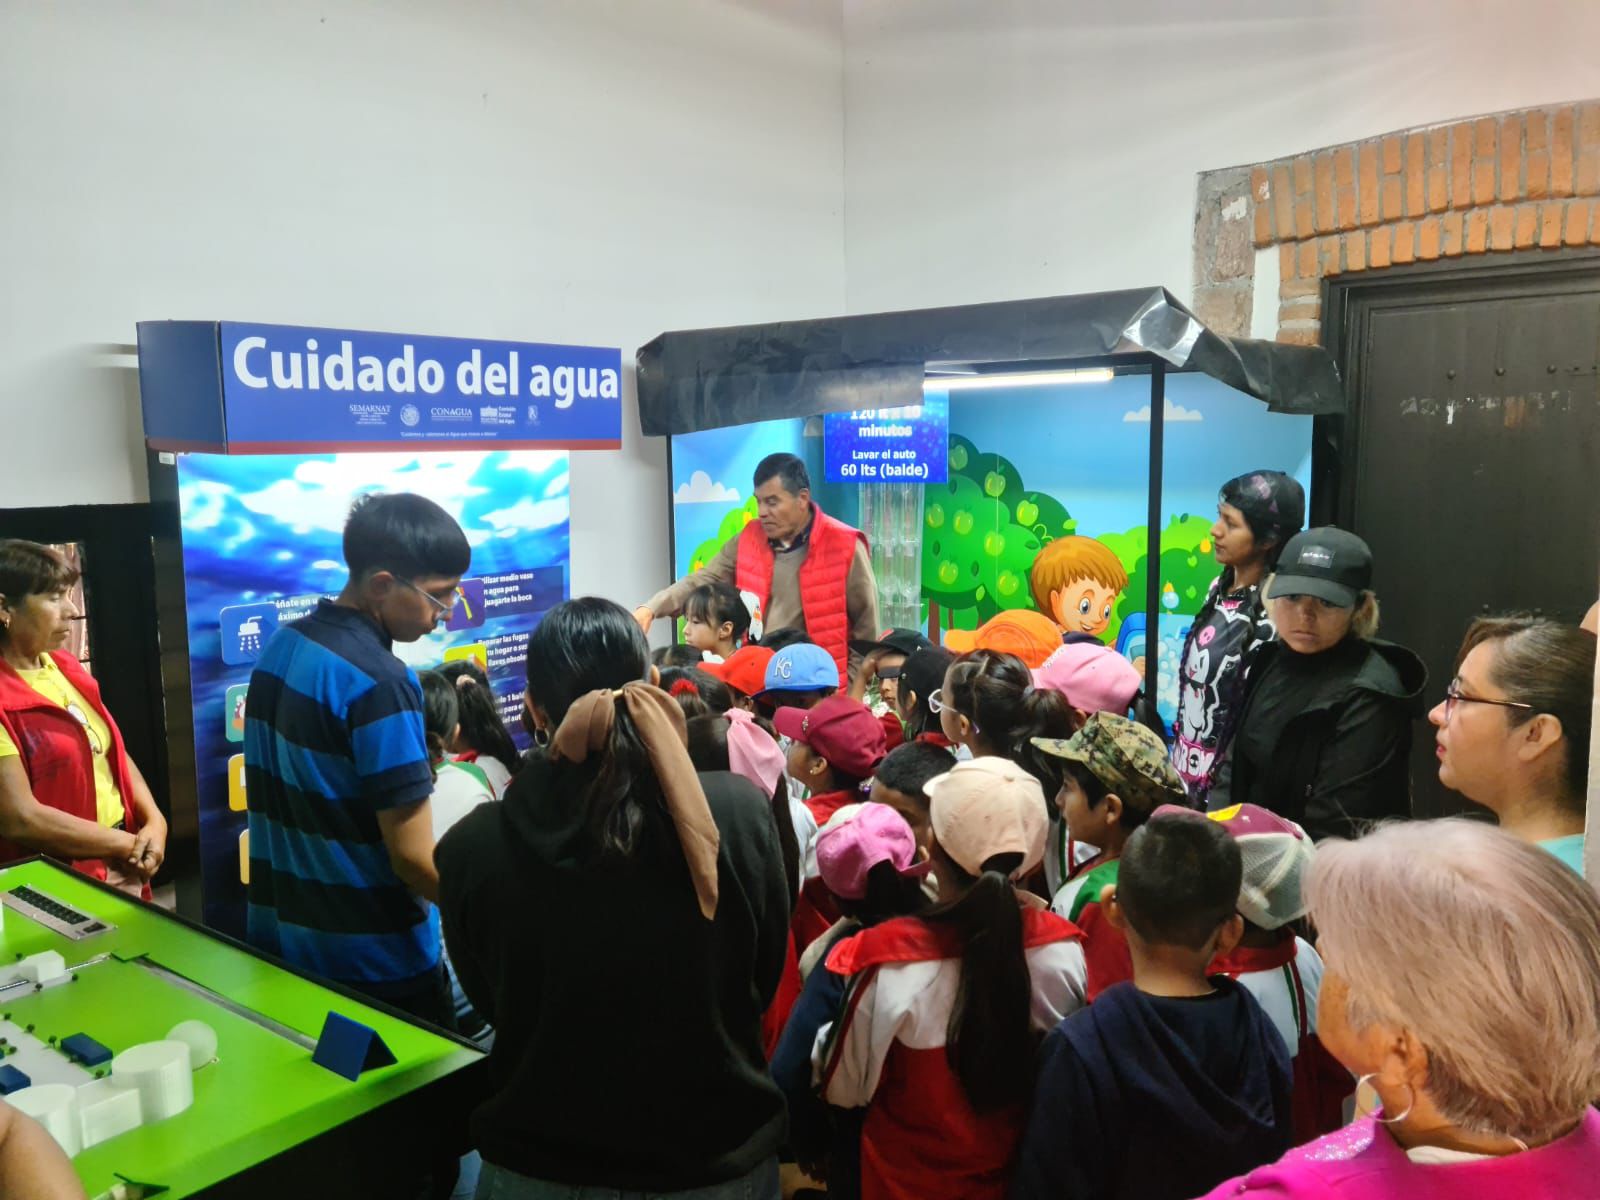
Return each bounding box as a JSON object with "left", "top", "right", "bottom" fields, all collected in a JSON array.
[{"left": 177, "top": 449, "right": 570, "bottom": 932}]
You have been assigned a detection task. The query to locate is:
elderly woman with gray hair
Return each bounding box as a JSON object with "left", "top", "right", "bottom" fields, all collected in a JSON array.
[{"left": 1202, "top": 818, "right": 1600, "bottom": 1198}]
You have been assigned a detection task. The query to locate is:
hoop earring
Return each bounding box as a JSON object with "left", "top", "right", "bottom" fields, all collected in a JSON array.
[
  {"left": 533, "top": 727, "right": 549, "bottom": 749},
  {"left": 1356, "top": 1073, "right": 1415, "bottom": 1125}
]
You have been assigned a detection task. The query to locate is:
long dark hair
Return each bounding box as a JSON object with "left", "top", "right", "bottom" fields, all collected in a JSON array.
[
  {"left": 437, "top": 660, "right": 521, "bottom": 778},
  {"left": 417, "top": 670, "right": 458, "bottom": 773},
  {"left": 922, "top": 850, "right": 1035, "bottom": 1112},
  {"left": 659, "top": 666, "right": 735, "bottom": 719},
  {"left": 685, "top": 713, "right": 801, "bottom": 899},
  {"left": 898, "top": 646, "right": 955, "bottom": 738},
  {"left": 524, "top": 597, "right": 657, "bottom": 858},
  {"left": 944, "top": 650, "right": 1076, "bottom": 779},
  {"left": 836, "top": 860, "right": 930, "bottom": 925}
]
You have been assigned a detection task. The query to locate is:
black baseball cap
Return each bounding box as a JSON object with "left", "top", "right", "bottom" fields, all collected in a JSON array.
[
  {"left": 1266, "top": 527, "right": 1373, "bottom": 608},
  {"left": 850, "top": 627, "right": 933, "bottom": 658}
]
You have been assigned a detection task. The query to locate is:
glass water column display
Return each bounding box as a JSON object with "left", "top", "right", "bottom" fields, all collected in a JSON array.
[{"left": 859, "top": 482, "right": 924, "bottom": 631}]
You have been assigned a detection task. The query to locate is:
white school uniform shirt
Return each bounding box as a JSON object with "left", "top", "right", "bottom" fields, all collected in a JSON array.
[
  {"left": 1231, "top": 936, "right": 1325, "bottom": 1057},
  {"left": 474, "top": 756, "right": 512, "bottom": 799},
  {"left": 429, "top": 760, "right": 496, "bottom": 844},
  {"left": 813, "top": 917, "right": 1088, "bottom": 1103}
]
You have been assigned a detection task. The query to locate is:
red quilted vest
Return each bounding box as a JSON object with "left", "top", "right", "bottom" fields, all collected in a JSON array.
[
  {"left": 735, "top": 504, "right": 867, "bottom": 679},
  {"left": 0, "top": 651, "right": 138, "bottom": 880}
]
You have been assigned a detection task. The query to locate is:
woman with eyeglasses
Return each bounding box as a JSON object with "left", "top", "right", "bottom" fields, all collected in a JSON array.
[
  {"left": 1226, "top": 529, "right": 1426, "bottom": 843},
  {"left": 0, "top": 540, "right": 166, "bottom": 892},
  {"left": 1429, "top": 616, "right": 1596, "bottom": 875}
]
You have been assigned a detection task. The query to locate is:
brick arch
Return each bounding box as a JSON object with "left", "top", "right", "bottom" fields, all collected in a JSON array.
[{"left": 1192, "top": 100, "right": 1600, "bottom": 346}]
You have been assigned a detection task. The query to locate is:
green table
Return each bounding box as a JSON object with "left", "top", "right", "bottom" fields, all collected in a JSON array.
[{"left": 0, "top": 859, "right": 486, "bottom": 1198}]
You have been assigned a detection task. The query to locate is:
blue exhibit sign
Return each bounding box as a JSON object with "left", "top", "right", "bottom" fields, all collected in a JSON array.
[
  {"left": 823, "top": 394, "right": 949, "bottom": 484},
  {"left": 137, "top": 320, "right": 622, "bottom": 453}
]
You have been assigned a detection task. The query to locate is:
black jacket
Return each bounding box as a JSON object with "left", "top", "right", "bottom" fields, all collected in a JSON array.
[
  {"left": 1011, "top": 978, "right": 1292, "bottom": 1200},
  {"left": 436, "top": 756, "right": 790, "bottom": 1190},
  {"left": 1229, "top": 637, "right": 1427, "bottom": 842}
]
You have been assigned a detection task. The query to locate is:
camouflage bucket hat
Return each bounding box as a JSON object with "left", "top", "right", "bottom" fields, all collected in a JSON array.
[{"left": 1031, "top": 711, "right": 1185, "bottom": 814}]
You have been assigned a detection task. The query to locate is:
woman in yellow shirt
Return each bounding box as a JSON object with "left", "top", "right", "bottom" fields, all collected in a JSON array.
[{"left": 0, "top": 540, "right": 165, "bottom": 888}]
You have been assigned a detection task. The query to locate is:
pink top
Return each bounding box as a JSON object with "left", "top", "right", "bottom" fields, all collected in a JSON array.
[{"left": 1200, "top": 1109, "right": 1600, "bottom": 1199}]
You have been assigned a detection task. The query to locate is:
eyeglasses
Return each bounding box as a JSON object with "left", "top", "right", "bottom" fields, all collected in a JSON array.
[
  {"left": 927, "top": 687, "right": 945, "bottom": 714},
  {"left": 877, "top": 665, "right": 903, "bottom": 681},
  {"left": 1442, "top": 680, "right": 1535, "bottom": 724},
  {"left": 397, "top": 576, "right": 460, "bottom": 613}
]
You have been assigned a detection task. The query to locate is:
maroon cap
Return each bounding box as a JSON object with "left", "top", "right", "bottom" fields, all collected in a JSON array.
[{"left": 772, "top": 695, "right": 888, "bottom": 778}]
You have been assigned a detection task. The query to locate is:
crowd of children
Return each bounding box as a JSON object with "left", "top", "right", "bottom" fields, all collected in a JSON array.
[
  {"left": 216, "top": 497, "right": 1600, "bottom": 1200},
  {"left": 601, "top": 578, "right": 1352, "bottom": 1199}
]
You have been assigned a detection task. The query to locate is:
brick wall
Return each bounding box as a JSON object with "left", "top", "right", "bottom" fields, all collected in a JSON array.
[{"left": 1193, "top": 100, "right": 1600, "bottom": 345}]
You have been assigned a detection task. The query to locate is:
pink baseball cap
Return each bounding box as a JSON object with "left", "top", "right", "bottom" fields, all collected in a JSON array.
[
  {"left": 1032, "top": 642, "right": 1141, "bottom": 715},
  {"left": 925, "top": 757, "right": 1048, "bottom": 880},
  {"left": 816, "top": 803, "right": 932, "bottom": 900},
  {"left": 772, "top": 695, "right": 888, "bottom": 779}
]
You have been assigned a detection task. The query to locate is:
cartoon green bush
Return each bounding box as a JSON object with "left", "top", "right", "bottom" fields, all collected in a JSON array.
[
  {"left": 924, "top": 437, "right": 1072, "bottom": 627},
  {"left": 1115, "top": 514, "right": 1219, "bottom": 628},
  {"left": 688, "top": 495, "right": 758, "bottom": 573}
]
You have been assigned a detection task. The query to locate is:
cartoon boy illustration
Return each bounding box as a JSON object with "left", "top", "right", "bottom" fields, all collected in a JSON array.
[{"left": 1029, "top": 535, "right": 1130, "bottom": 640}]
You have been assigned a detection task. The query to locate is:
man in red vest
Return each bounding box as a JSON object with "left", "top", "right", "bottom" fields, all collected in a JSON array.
[{"left": 635, "top": 453, "right": 879, "bottom": 680}]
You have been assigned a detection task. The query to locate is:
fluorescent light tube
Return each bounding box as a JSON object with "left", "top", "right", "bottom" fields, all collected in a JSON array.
[{"left": 924, "top": 368, "right": 1115, "bottom": 392}]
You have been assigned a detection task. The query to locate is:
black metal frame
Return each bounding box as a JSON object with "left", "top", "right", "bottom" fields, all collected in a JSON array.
[
  {"left": 659, "top": 353, "right": 1199, "bottom": 713},
  {"left": 1317, "top": 247, "right": 1600, "bottom": 527},
  {"left": 640, "top": 289, "right": 1346, "bottom": 721}
]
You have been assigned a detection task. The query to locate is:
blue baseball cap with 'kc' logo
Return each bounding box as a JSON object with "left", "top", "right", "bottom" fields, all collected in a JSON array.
[{"left": 761, "top": 642, "right": 840, "bottom": 694}]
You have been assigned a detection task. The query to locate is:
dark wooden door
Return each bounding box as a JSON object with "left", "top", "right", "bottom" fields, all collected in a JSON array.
[{"left": 1323, "top": 253, "right": 1600, "bottom": 819}]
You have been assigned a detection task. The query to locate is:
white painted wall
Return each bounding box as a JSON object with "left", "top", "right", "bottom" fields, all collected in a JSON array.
[
  {"left": 0, "top": 0, "right": 845, "bottom": 608},
  {"left": 11, "top": 0, "right": 1600, "bottom": 606},
  {"left": 841, "top": 0, "right": 1600, "bottom": 314}
]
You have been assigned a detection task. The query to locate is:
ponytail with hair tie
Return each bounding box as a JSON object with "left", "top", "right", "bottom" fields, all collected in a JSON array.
[
  {"left": 552, "top": 682, "right": 722, "bottom": 919},
  {"left": 924, "top": 853, "right": 1035, "bottom": 1112}
]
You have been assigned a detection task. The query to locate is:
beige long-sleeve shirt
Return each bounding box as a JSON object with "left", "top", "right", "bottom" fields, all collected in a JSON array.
[{"left": 646, "top": 525, "right": 881, "bottom": 677}]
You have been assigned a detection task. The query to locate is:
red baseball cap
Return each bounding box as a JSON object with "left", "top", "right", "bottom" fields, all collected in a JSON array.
[
  {"left": 772, "top": 695, "right": 888, "bottom": 779},
  {"left": 700, "top": 645, "right": 774, "bottom": 697}
]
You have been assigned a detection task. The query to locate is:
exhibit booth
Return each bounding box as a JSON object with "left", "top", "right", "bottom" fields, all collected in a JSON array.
[
  {"left": 639, "top": 288, "right": 1345, "bottom": 730},
  {"left": 136, "top": 320, "right": 621, "bottom": 935}
]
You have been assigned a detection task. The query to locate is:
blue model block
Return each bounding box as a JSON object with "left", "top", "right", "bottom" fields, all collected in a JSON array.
[
  {"left": 0, "top": 1065, "right": 30, "bottom": 1094},
  {"left": 60, "top": 1033, "right": 112, "bottom": 1067},
  {"left": 311, "top": 1012, "right": 395, "bottom": 1082}
]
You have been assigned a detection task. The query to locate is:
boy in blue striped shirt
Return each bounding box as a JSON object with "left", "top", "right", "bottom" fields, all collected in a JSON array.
[{"left": 245, "top": 492, "right": 469, "bottom": 1025}]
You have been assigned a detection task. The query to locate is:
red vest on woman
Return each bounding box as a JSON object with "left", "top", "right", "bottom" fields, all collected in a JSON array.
[
  {"left": 734, "top": 505, "right": 867, "bottom": 679},
  {"left": 0, "top": 651, "right": 137, "bottom": 880}
]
